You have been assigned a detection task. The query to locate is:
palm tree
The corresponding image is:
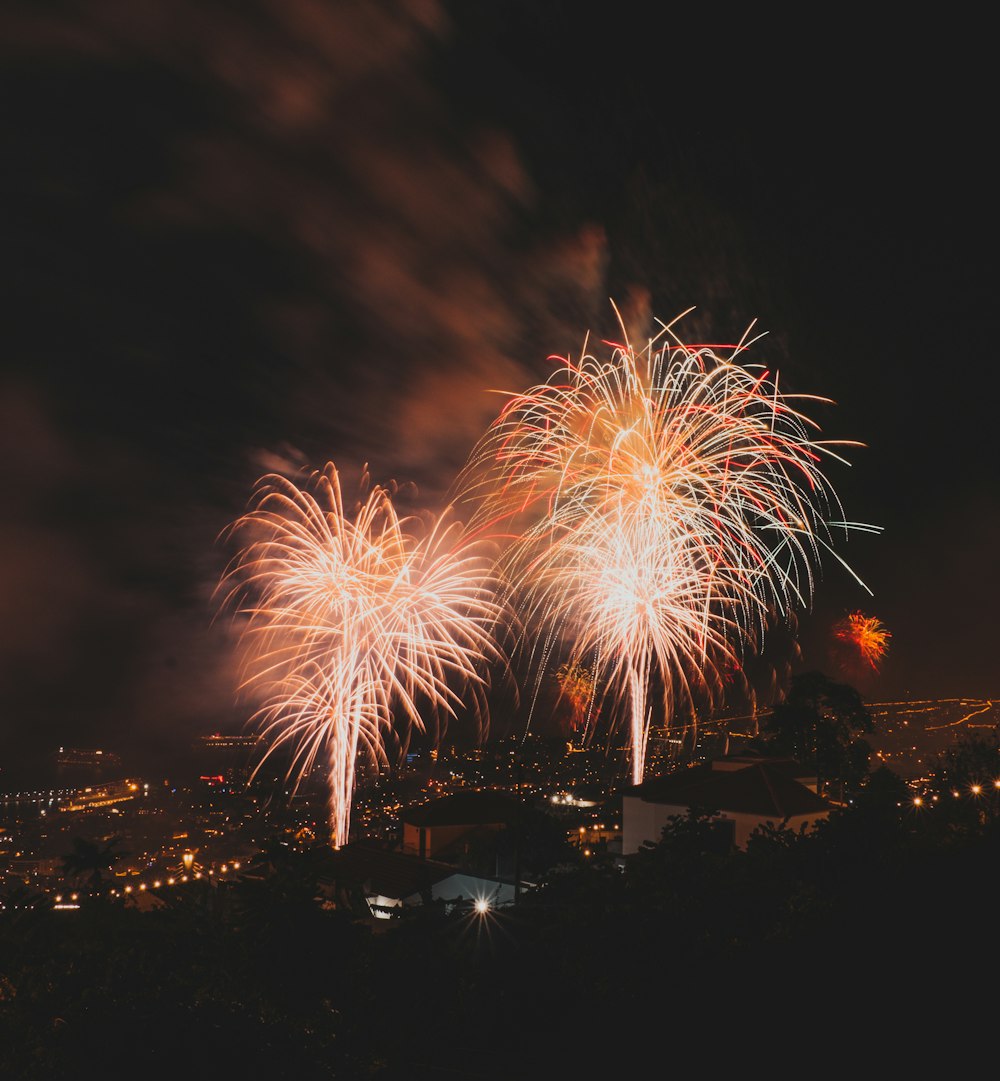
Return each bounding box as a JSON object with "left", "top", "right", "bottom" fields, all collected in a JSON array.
[{"left": 61, "top": 835, "right": 129, "bottom": 895}]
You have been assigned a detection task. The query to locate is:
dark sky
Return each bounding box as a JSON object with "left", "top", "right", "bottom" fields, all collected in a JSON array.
[{"left": 1, "top": 2, "right": 995, "bottom": 779}]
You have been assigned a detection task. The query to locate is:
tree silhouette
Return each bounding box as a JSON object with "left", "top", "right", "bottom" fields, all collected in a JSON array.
[
  {"left": 757, "top": 670, "right": 873, "bottom": 800},
  {"left": 922, "top": 733, "right": 1000, "bottom": 830},
  {"left": 61, "top": 835, "right": 129, "bottom": 895}
]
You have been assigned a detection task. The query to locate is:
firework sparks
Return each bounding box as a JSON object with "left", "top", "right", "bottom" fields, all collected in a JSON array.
[
  {"left": 832, "top": 610, "right": 891, "bottom": 673},
  {"left": 555, "top": 659, "right": 596, "bottom": 734},
  {"left": 220, "top": 462, "right": 504, "bottom": 848},
  {"left": 456, "top": 307, "right": 877, "bottom": 784}
]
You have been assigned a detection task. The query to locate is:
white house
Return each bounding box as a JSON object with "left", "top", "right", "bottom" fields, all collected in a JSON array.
[{"left": 621, "top": 755, "right": 833, "bottom": 855}]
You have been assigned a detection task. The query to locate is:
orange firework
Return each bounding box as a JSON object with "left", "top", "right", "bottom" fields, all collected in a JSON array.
[
  {"left": 555, "top": 660, "right": 596, "bottom": 733},
  {"left": 455, "top": 306, "right": 879, "bottom": 784},
  {"left": 833, "top": 611, "right": 891, "bottom": 672}
]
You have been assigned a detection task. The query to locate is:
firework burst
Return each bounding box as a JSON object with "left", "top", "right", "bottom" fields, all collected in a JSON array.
[
  {"left": 832, "top": 610, "right": 891, "bottom": 675},
  {"left": 456, "top": 307, "right": 877, "bottom": 784},
  {"left": 219, "top": 462, "right": 504, "bottom": 848},
  {"left": 555, "top": 659, "right": 596, "bottom": 735}
]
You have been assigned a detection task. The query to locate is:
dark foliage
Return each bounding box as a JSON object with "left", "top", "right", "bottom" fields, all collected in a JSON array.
[
  {"left": 754, "top": 670, "right": 874, "bottom": 799},
  {"left": 60, "top": 835, "right": 129, "bottom": 894},
  {"left": 5, "top": 756, "right": 1000, "bottom": 1078}
]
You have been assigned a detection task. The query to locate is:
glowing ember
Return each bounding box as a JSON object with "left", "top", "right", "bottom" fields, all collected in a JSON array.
[{"left": 833, "top": 610, "right": 891, "bottom": 672}]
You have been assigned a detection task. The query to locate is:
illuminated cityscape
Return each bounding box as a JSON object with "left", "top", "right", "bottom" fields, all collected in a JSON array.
[
  {"left": 2, "top": 698, "right": 998, "bottom": 1076},
  {"left": 1, "top": 1, "right": 993, "bottom": 1075},
  {"left": 3, "top": 696, "right": 996, "bottom": 907}
]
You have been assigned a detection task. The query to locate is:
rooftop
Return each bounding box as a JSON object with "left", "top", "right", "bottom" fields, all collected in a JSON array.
[{"left": 625, "top": 759, "right": 832, "bottom": 819}]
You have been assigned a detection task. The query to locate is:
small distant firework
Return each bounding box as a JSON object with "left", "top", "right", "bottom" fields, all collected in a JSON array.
[
  {"left": 555, "top": 660, "right": 596, "bottom": 734},
  {"left": 832, "top": 610, "right": 891, "bottom": 673},
  {"left": 220, "top": 462, "right": 503, "bottom": 848},
  {"left": 456, "top": 306, "right": 877, "bottom": 784}
]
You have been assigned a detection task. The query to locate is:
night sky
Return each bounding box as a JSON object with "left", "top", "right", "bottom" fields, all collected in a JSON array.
[{"left": 1, "top": 2, "right": 995, "bottom": 780}]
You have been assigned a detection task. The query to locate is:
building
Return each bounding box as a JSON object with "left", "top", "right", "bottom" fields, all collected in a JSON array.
[
  {"left": 328, "top": 842, "right": 517, "bottom": 920},
  {"left": 58, "top": 778, "right": 143, "bottom": 814},
  {"left": 400, "top": 790, "right": 521, "bottom": 861},
  {"left": 621, "top": 755, "right": 833, "bottom": 855}
]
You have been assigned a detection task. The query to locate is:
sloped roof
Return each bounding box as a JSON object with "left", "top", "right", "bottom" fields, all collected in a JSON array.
[
  {"left": 330, "top": 843, "right": 458, "bottom": 899},
  {"left": 710, "top": 752, "right": 815, "bottom": 781},
  {"left": 402, "top": 789, "right": 523, "bottom": 828},
  {"left": 626, "top": 761, "right": 831, "bottom": 819}
]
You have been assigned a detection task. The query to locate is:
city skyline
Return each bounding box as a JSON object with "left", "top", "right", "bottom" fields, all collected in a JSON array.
[{"left": 4, "top": 691, "right": 997, "bottom": 795}]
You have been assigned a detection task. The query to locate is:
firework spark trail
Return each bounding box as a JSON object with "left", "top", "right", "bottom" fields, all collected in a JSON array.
[
  {"left": 517, "top": 483, "right": 740, "bottom": 780},
  {"left": 220, "top": 462, "right": 504, "bottom": 848},
  {"left": 833, "top": 610, "right": 891, "bottom": 672},
  {"left": 456, "top": 307, "right": 878, "bottom": 785}
]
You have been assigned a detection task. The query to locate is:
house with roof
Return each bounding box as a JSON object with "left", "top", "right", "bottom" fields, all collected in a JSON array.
[
  {"left": 328, "top": 841, "right": 517, "bottom": 921},
  {"left": 621, "top": 754, "right": 834, "bottom": 855},
  {"left": 319, "top": 791, "right": 537, "bottom": 921},
  {"left": 400, "top": 790, "right": 521, "bottom": 862}
]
